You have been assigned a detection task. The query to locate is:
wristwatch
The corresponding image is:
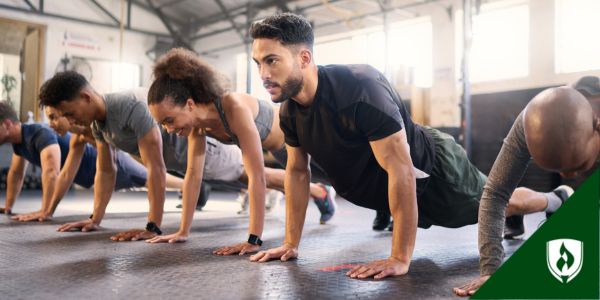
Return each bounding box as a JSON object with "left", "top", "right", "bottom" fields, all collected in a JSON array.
[
  {"left": 247, "top": 234, "right": 263, "bottom": 246},
  {"left": 146, "top": 221, "right": 163, "bottom": 235}
]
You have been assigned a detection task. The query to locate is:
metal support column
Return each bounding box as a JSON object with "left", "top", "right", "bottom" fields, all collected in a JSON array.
[{"left": 461, "top": 0, "right": 473, "bottom": 157}]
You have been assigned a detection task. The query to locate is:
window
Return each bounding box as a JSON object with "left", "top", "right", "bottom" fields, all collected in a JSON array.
[
  {"left": 555, "top": 0, "right": 600, "bottom": 73},
  {"left": 236, "top": 17, "right": 433, "bottom": 95},
  {"left": 388, "top": 18, "right": 432, "bottom": 87},
  {"left": 314, "top": 17, "right": 432, "bottom": 87},
  {"left": 110, "top": 62, "right": 141, "bottom": 92},
  {"left": 456, "top": 0, "right": 529, "bottom": 82},
  {"left": 236, "top": 52, "right": 271, "bottom": 100}
]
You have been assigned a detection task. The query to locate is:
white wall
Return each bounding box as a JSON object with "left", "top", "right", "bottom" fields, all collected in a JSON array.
[
  {"left": 0, "top": 1, "right": 162, "bottom": 93},
  {"left": 468, "top": 0, "right": 600, "bottom": 94},
  {"left": 199, "top": 0, "right": 600, "bottom": 127},
  {"left": 440, "top": 0, "right": 600, "bottom": 127},
  {"left": 2, "top": 0, "right": 598, "bottom": 128}
]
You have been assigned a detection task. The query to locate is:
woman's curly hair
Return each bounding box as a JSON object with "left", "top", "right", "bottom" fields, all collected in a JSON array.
[{"left": 148, "top": 48, "right": 230, "bottom": 106}]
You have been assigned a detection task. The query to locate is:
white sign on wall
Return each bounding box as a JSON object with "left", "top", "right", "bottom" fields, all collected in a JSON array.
[{"left": 62, "top": 31, "right": 101, "bottom": 52}]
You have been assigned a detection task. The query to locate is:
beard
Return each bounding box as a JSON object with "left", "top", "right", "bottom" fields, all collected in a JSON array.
[{"left": 272, "top": 71, "right": 304, "bottom": 103}]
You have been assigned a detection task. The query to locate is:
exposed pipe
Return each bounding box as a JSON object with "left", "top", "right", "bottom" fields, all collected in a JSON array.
[
  {"left": 382, "top": 0, "right": 391, "bottom": 80},
  {"left": 461, "top": 0, "right": 473, "bottom": 157},
  {"left": 120, "top": 0, "right": 125, "bottom": 62}
]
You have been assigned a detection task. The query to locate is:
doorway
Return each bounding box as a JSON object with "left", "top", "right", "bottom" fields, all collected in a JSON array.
[{"left": 0, "top": 17, "right": 45, "bottom": 122}]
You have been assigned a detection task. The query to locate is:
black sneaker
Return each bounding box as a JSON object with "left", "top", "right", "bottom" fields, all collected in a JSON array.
[
  {"left": 373, "top": 210, "right": 391, "bottom": 231},
  {"left": 386, "top": 219, "right": 394, "bottom": 232},
  {"left": 196, "top": 182, "right": 211, "bottom": 211},
  {"left": 176, "top": 191, "right": 183, "bottom": 209},
  {"left": 176, "top": 182, "right": 211, "bottom": 211},
  {"left": 545, "top": 185, "right": 574, "bottom": 219},
  {"left": 503, "top": 215, "right": 525, "bottom": 240}
]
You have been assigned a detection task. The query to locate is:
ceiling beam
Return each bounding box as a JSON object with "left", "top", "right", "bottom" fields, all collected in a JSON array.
[
  {"left": 197, "top": 0, "right": 441, "bottom": 56},
  {"left": 191, "top": 26, "right": 235, "bottom": 41},
  {"left": 189, "top": 0, "right": 346, "bottom": 42},
  {"left": 131, "top": 0, "right": 186, "bottom": 27},
  {"left": 23, "top": 0, "right": 37, "bottom": 11},
  {"left": 158, "top": 0, "right": 187, "bottom": 9},
  {"left": 90, "top": 0, "right": 120, "bottom": 25},
  {"left": 213, "top": 0, "right": 246, "bottom": 42},
  {"left": 188, "top": 0, "right": 302, "bottom": 32},
  {"left": 0, "top": 3, "right": 170, "bottom": 38},
  {"left": 127, "top": 0, "right": 132, "bottom": 28},
  {"left": 145, "top": 0, "right": 193, "bottom": 50}
]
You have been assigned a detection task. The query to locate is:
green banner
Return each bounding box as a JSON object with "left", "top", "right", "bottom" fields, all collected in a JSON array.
[{"left": 472, "top": 170, "right": 599, "bottom": 299}]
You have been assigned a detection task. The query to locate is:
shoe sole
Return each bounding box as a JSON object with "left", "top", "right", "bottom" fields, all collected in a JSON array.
[{"left": 504, "top": 232, "right": 525, "bottom": 240}]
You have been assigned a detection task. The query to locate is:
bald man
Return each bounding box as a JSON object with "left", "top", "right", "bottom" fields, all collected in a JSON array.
[{"left": 454, "top": 77, "right": 600, "bottom": 296}]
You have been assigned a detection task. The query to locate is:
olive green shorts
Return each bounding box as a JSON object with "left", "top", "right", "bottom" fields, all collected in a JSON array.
[{"left": 417, "top": 127, "right": 487, "bottom": 229}]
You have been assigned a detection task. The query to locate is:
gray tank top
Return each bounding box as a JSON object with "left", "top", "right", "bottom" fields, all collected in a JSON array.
[{"left": 213, "top": 97, "right": 273, "bottom": 146}]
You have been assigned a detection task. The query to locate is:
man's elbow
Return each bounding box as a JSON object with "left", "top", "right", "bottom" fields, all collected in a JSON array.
[
  {"left": 388, "top": 163, "right": 416, "bottom": 182},
  {"left": 146, "top": 160, "right": 166, "bottom": 175},
  {"left": 42, "top": 167, "right": 60, "bottom": 179},
  {"left": 287, "top": 165, "right": 311, "bottom": 181},
  {"left": 98, "top": 162, "right": 117, "bottom": 175}
]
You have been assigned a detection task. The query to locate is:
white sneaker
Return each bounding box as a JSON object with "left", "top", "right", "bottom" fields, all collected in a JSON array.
[
  {"left": 265, "top": 189, "right": 284, "bottom": 213},
  {"left": 236, "top": 192, "right": 249, "bottom": 215},
  {"left": 545, "top": 185, "right": 575, "bottom": 219}
]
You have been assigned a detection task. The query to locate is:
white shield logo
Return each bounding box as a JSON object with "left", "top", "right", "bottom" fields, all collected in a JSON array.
[{"left": 546, "top": 239, "right": 584, "bottom": 284}]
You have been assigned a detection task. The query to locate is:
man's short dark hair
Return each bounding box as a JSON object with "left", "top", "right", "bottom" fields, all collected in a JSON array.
[
  {"left": 0, "top": 101, "right": 19, "bottom": 123},
  {"left": 250, "top": 13, "right": 314, "bottom": 50},
  {"left": 39, "top": 71, "right": 89, "bottom": 108}
]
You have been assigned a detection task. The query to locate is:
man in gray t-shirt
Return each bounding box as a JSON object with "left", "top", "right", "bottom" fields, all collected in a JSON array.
[
  {"left": 91, "top": 90, "right": 155, "bottom": 157},
  {"left": 39, "top": 72, "right": 167, "bottom": 241},
  {"left": 454, "top": 77, "right": 600, "bottom": 296}
]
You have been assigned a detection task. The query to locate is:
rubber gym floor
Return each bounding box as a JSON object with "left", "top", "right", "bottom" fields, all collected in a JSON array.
[{"left": 0, "top": 189, "right": 538, "bottom": 299}]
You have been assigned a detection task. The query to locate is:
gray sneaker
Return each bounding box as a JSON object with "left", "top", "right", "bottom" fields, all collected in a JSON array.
[
  {"left": 265, "top": 189, "right": 284, "bottom": 213},
  {"left": 545, "top": 185, "right": 574, "bottom": 219},
  {"left": 237, "top": 192, "right": 249, "bottom": 215}
]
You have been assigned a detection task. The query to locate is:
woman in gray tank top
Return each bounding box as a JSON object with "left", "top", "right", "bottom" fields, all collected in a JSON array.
[{"left": 145, "top": 48, "right": 334, "bottom": 254}]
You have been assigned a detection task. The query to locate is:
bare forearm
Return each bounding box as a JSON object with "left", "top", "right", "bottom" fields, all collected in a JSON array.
[
  {"left": 179, "top": 173, "right": 202, "bottom": 235},
  {"left": 146, "top": 165, "right": 166, "bottom": 226},
  {"left": 40, "top": 170, "right": 59, "bottom": 212},
  {"left": 247, "top": 174, "right": 266, "bottom": 237},
  {"left": 91, "top": 170, "right": 116, "bottom": 225},
  {"left": 47, "top": 172, "right": 77, "bottom": 215},
  {"left": 389, "top": 167, "right": 417, "bottom": 264},
  {"left": 5, "top": 171, "right": 25, "bottom": 209},
  {"left": 283, "top": 168, "right": 310, "bottom": 248}
]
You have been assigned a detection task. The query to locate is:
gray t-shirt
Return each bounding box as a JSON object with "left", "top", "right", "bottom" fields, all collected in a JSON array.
[
  {"left": 91, "top": 90, "right": 156, "bottom": 157},
  {"left": 478, "top": 111, "right": 532, "bottom": 275}
]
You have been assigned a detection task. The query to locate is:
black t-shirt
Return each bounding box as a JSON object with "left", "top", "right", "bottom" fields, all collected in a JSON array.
[{"left": 279, "top": 64, "right": 435, "bottom": 211}]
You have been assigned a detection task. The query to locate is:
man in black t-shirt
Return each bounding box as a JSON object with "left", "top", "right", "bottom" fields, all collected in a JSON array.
[{"left": 247, "top": 13, "right": 551, "bottom": 280}]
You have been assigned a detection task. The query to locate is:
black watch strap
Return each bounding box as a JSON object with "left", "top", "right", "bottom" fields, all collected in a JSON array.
[
  {"left": 146, "top": 222, "right": 162, "bottom": 235},
  {"left": 247, "top": 234, "right": 263, "bottom": 246}
]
